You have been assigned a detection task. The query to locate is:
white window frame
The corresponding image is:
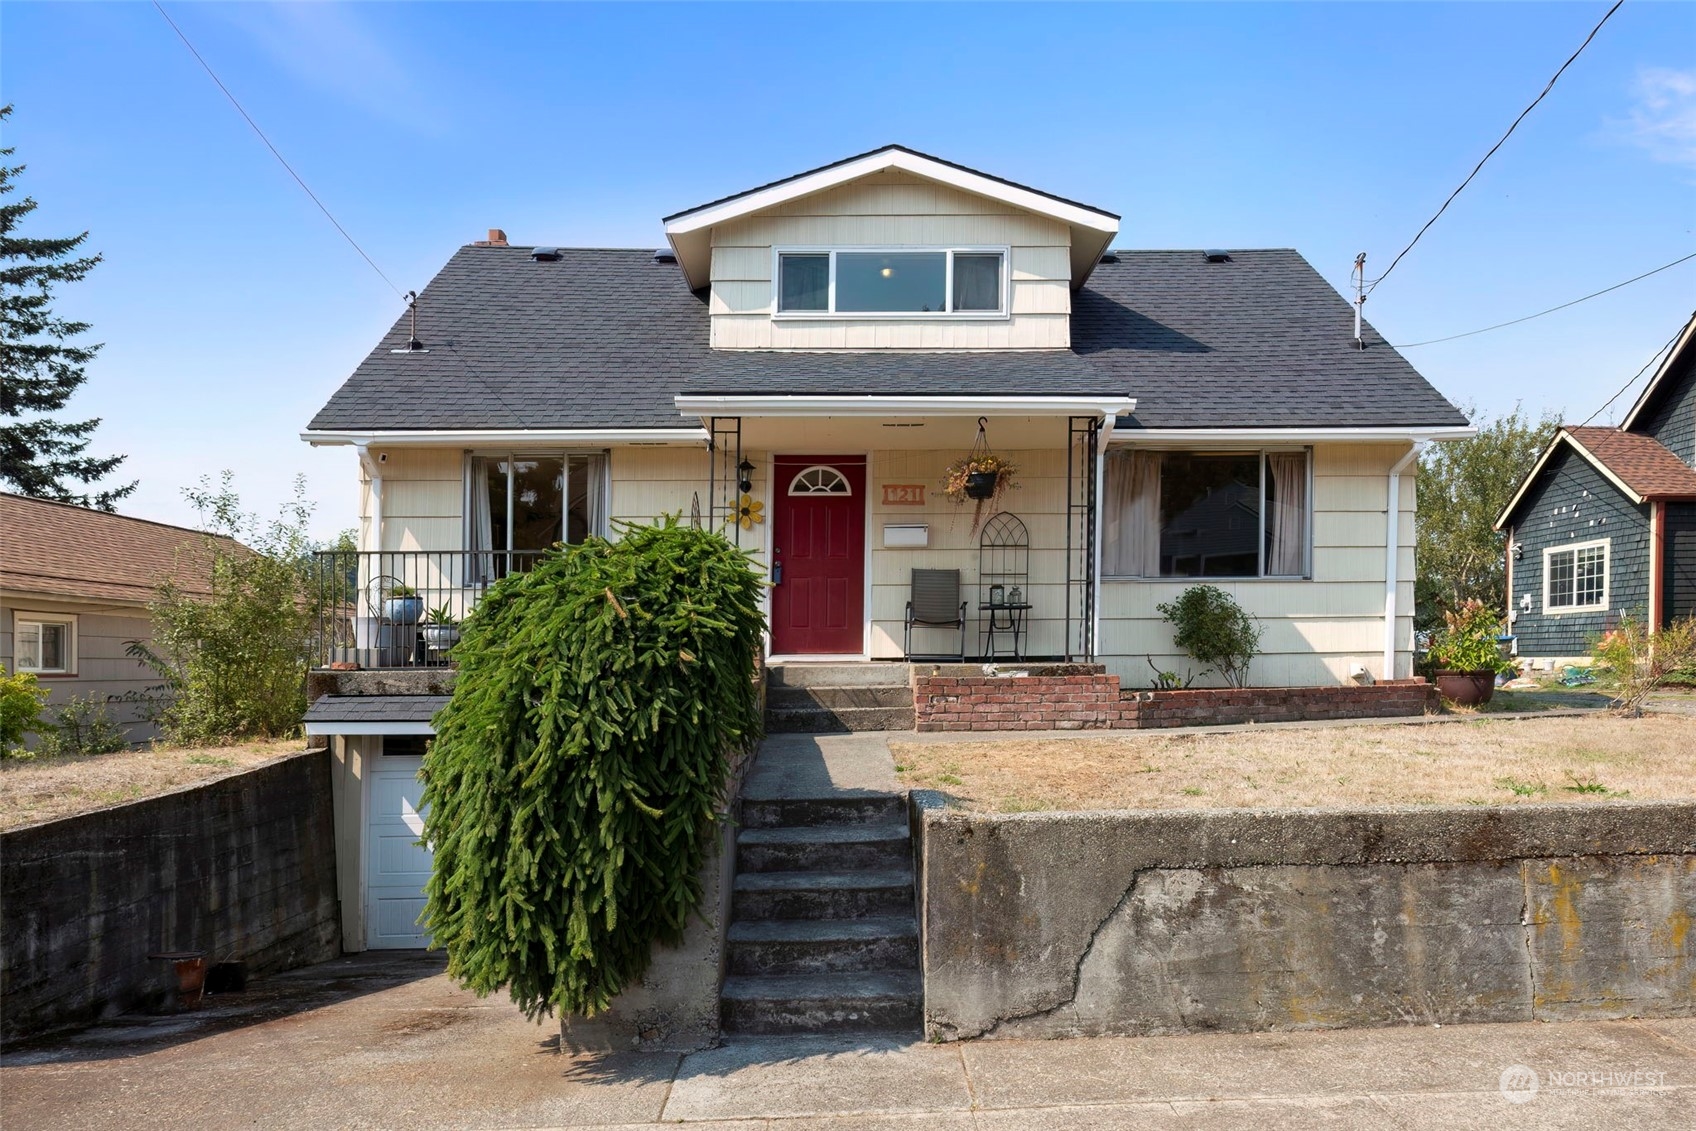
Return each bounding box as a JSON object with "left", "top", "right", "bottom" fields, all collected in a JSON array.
[
  {"left": 1100, "top": 447, "right": 1313, "bottom": 581},
  {"left": 1542, "top": 537, "right": 1610, "bottom": 615},
  {"left": 772, "top": 246, "right": 1011, "bottom": 320},
  {"left": 13, "top": 611, "right": 77, "bottom": 675}
]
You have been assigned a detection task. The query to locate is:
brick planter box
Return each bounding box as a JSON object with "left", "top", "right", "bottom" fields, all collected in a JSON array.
[{"left": 913, "top": 665, "right": 1437, "bottom": 732}]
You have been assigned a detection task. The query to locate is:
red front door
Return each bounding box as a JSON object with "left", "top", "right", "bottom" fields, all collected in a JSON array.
[{"left": 772, "top": 457, "right": 866, "bottom": 655}]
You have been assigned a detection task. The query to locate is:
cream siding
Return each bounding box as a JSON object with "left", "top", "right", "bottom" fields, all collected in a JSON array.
[
  {"left": 1098, "top": 443, "right": 1418, "bottom": 686},
  {"left": 354, "top": 440, "right": 1416, "bottom": 686},
  {"left": 708, "top": 171, "right": 1073, "bottom": 351}
]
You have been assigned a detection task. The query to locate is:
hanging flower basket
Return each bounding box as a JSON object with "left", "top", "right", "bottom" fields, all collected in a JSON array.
[{"left": 942, "top": 418, "right": 1018, "bottom": 534}]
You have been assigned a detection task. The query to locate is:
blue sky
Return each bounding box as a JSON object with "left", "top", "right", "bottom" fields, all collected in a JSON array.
[{"left": 4, "top": 1, "right": 1694, "bottom": 537}]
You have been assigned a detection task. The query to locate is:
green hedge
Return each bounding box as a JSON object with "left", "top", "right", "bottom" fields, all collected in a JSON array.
[{"left": 420, "top": 519, "right": 765, "bottom": 1019}]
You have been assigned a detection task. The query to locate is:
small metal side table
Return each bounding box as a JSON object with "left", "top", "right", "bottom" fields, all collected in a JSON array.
[{"left": 978, "top": 602, "right": 1032, "bottom": 661}]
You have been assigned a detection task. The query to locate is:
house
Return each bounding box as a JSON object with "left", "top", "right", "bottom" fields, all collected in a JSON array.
[
  {"left": 1495, "top": 312, "right": 1696, "bottom": 663},
  {"left": 300, "top": 146, "right": 1469, "bottom": 951},
  {"left": 0, "top": 493, "right": 235, "bottom": 745}
]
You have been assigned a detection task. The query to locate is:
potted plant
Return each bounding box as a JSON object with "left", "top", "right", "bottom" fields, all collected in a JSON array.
[
  {"left": 383, "top": 584, "right": 424, "bottom": 625},
  {"left": 1429, "top": 599, "right": 1513, "bottom": 707},
  {"left": 421, "top": 603, "right": 460, "bottom": 651},
  {"left": 942, "top": 418, "right": 1018, "bottom": 533}
]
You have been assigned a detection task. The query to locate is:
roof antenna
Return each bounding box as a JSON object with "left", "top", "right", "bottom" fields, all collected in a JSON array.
[
  {"left": 1351, "top": 254, "right": 1367, "bottom": 351},
  {"left": 391, "top": 290, "right": 429, "bottom": 354}
]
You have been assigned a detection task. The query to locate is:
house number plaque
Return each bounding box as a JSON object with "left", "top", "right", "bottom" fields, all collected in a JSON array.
[{"left": 881, "top": 484, "right": 927, "bottom": 506}]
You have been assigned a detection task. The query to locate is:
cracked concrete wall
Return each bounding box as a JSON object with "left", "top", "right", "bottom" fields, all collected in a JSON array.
[
  {"left": 916, "top": 802, "right": 1696, "bottom": 1040},
  {"left": 1, "top": 752, "right": 342, "bottom": 1045}
]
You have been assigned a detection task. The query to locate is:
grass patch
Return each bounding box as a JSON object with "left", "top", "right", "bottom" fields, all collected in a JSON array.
[{"left": 889, "top": 714, "right": 1695, "bottom": 813}]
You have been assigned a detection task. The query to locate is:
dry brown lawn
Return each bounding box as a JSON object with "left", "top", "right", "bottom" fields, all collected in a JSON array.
[
  {"left": 891, "top": 714, "right": 1696, "bottom": 813},
  {"left": 0, "top": 738, "right": 306, "bottom": 831}
]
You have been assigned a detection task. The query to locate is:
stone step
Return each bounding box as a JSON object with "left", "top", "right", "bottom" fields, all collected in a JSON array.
[
  {"left": 726, "top": 916, "right": 920, "bottom": 975},
  {"left": 732, "top": 868, "right": 914, "bottom": 921},
  {"left": 740, "top": 794, "right": 908, "bottom": 831},
  {"left": 719, "top": 971, "right": 923, "bottom": 1035},
  {"left": 766, "top": 684, "right": 914, "bottom": 711},
  {"left": 736, "top": 823, "right": 911, "bottom": 873},
  {"left": 765, "top": 705, "right": 916, "bottom": 734},
  {"left": 766, "top": 663, "right": 913, "bottom": 690}
]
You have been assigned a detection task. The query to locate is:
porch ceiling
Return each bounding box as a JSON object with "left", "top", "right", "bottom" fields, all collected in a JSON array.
[{"left": 725, "top": 414, "right": 1082, "bottom": 452}]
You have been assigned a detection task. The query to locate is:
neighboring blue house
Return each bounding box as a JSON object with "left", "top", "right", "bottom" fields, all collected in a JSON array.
[{"left": 1496, "top": 312, "right": 1696, "bottom": 661}]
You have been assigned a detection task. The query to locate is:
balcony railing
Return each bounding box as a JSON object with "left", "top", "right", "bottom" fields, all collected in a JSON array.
[{"left": 310, "top": 549, "right": 546, "bottom": 670}]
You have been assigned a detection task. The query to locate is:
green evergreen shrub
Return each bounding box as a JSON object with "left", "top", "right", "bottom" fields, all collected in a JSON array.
[
  {"left": 0, "top": 667, "right": 48, "bottom": 757},
  {"left": 36, "top": 693, "right": 129, "bottom": 756},
  {"left": 421, "top": 518, "right": 765, "bottom": 1021},
  {"left": 1157, "top": 585, "right": 1263, "bottom": 689}
]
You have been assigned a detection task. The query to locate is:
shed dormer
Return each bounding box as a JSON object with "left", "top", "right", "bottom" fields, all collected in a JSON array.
[{"left": 662, "top": 146, "right": 1120, "bottom": 351}]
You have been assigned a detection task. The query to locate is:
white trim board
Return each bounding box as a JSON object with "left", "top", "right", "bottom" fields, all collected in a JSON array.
[
  {"left": 1112, "top": 426, "right": 1475, "bottom": 446},
  {"left": 303, "top": 720, "right": 436, "bottom": 737},
  {"left": 303, "top": 428, "right": 709, "bottom": 447}
]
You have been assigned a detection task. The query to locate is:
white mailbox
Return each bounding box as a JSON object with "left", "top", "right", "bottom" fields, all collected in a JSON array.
[{"left": 882, "top": 523, "right": 929, "bottom": 548}]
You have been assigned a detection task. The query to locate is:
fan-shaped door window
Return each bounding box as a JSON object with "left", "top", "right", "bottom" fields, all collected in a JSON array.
[{"left": 788, "top": 466, "right": 853, "bottom": 496}]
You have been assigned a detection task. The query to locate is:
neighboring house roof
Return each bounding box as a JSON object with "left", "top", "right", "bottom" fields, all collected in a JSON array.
[
  {"left": 0, "top": 493, "right": 239, "bottom": 606},
  {"left": 1620, "top": 309, "right": 1696, "bottom": 432},
  {"left": 306, "top": 246, "right": 1467, "bottom": 435},
  {"left": 1494, "top": 426, "right": 1696, "bottom": 530},
  {"left": 661, "top": 145, "right": 1122, "bottom": 290}
]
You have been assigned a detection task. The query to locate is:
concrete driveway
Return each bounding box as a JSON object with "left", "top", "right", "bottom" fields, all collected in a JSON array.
[{"left": 3, "top": 953, "right": 1692, "bottom": 1129}]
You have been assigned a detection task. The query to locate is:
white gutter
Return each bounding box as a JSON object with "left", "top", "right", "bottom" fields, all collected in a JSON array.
[
  {"left": 673, "top": 395, "right": 1138, "bottom": 418},
  {"left": 303, "top": 720, "right": 435, "bottom": 737},
  {"left": 303, "top": 427, "right": 710, "bottom": 447},
  {"left": 1384, "top": 442, "right": 1424, "bottom": 679},
  {"left": 1109, "top": 425, "right": 1475, "bottom": 445}
]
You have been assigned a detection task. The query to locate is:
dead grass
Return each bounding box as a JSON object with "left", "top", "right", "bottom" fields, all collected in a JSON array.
[
  {"left": 890, "top": 714, "right": 1696, "bottom": 813},
  {"left": 0, "top": 738, "right": 305, "bottom": 831}
]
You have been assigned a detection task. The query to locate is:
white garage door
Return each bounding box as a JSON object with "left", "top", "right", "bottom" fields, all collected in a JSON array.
[{"left": 366, "top": 754, "right": 433, "bottom": 949}]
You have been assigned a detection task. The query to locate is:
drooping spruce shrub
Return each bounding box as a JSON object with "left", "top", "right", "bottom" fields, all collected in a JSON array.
[{"left": 420, "top": 518, "right": 765, "bottom": 1020}]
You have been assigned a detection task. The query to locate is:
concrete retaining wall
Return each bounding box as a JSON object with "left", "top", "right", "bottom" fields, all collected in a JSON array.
[
  {"left": 1, "top": 752, "right": 342, "bottom": 1044},
  {"left": 915, "top": 797, "right": 1696, "bottom": 1040},
  {"left": 913, "top": 666, "right": 1436, "bottom": 732}
]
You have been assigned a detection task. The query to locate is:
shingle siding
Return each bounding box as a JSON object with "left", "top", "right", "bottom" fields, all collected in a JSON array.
[
  {"left": 1634, "top": 350, "right": 1696, "bottom": 468},
  {"left": 1666, "top": 502, "right": 1696, "bottom": 625},
  {"left": 1507, "top": 449, "right": 1651, "bottom": 657}
]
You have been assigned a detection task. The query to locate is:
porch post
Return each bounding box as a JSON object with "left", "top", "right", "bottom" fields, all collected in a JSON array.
[{"left": 1065, "top": 415, "right": 1101, "bottom": 662}]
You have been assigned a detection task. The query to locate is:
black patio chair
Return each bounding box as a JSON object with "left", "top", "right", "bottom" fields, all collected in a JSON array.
[{"left": 904, "top": 568, "right": 968, "bottom": 661}]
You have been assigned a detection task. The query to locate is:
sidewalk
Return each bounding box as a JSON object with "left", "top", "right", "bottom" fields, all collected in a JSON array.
[{"left": 3, "top": 953, "right": 1691, "bottom": 1129}]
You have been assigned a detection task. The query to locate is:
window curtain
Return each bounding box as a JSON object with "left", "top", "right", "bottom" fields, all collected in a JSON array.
[
  {"left": 468, "top": 456, "right": 495, "bottom": 583},
  {"left": 585, "top": 453, "right": 607, "bottom": 536},
  {"left": 1104, "top": 450, "right": 1162, "bottom": 576},
  {"left": 1266, "top": 451, "right": 1308, "bottom": 576},
  {"left": 952, "top": 254, "right": 1001, "bottom": 312}
]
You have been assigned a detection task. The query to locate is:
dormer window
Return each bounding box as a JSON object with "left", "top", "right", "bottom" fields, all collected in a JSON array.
[{"left": 776, "top": 248, "right": 1007, "bottom": 317}]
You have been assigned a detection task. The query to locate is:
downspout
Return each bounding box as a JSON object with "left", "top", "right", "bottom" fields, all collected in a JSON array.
[
  {"left": 1092, "top": 410, "right": 1117, "bottom": 662},
  {"left": 356, "top": 442, "right": 383, "bottom": 553},
  {"left": 1384, "top": 442, "right": 1424, "bottom": 679}
]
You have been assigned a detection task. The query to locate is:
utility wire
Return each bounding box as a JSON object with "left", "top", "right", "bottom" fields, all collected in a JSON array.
[
  {"left": 1365, "top": 0, "right": 1625, "bottom": 296},
  {"left": 1396, "top": 250, "right": 1696, "bottom": 348},
  {"left": 152, "top": 1, "right": 405, "bottom": 299},
  {"left": 1577, "top": 328, "right": 1682, "bottom": 426}
]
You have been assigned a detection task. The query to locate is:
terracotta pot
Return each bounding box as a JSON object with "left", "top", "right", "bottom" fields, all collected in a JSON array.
[
  {"left": 1435, "top": 669, "right": 1496, "bottom": 707},
  {"left": 149, "top": 951, "right": 207, "bottom": 1009},
  {"left": 964, "top": 471, "right": 999, "bottom": 500}
]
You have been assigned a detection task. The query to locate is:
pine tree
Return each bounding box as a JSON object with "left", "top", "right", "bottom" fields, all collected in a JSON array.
[{"left": 0, "top": 105, "right": 134, "bottom": 510}]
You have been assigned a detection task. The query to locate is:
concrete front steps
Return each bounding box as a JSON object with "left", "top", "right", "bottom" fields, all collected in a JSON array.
[
  {"left": 721, "top": 792, "right": 921, "bottom": 1036},
  {"left": 765, "top": 663, "right": 915, "bottom": 733}
]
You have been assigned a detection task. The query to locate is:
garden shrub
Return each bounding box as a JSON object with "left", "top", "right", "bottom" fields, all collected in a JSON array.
[
  {"left": 36, "top": 693, "right": 129, "bottom": 756},
  {"left": 421, "top": 518, "right": 765, "bottom": 1021},
  {"left": 1591, "top": 614, "right": 1696, "bottom": 717},
  {"left": 1157, "top": 585, "right": 1262, "bottom": 688},
  {"left": 0, "top": 667, "right": 48, "bottom": 757},
  {"left": 1428, "top": 598, "right": 1515, "bottom": 675}
]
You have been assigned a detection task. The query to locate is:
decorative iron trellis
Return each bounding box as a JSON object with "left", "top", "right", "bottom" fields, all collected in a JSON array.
[
  {"left": 707, "top": 416, "right": 744, "bottom": 545},
  {"left": 1065, "top": 415, "right": 1101, "bottom": 662}
]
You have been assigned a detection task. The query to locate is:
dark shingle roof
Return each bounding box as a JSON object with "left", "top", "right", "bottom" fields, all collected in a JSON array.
[
  {"left": 303, "top": 695, "right": 450, "bottom": 724},
  {"left": 308, "top": 246, "right": 1465, "bottom": 432}
]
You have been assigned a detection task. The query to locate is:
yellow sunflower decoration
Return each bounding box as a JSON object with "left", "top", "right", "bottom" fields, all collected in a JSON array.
[{"left": 734, "top": 494, "right": 765, "bottom": 530}]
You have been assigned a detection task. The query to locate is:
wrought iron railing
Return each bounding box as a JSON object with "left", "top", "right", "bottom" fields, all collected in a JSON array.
[{"left": 310, "top": 549, "right": 545, "bottom": 669}]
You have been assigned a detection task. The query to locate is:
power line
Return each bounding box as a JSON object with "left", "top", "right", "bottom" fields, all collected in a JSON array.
[
  {"left": 1365, "top": 0, "right": 1625, "bottom": 296},
  {"left": 1396, "top": 250, "right": 1696, "bottom": 348},
  {"left": 1578, "top": 328, "right": 1682, "bottom": 426},
  {"left": 152, "top": 1, "right": 405, "bottom": 299}
]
